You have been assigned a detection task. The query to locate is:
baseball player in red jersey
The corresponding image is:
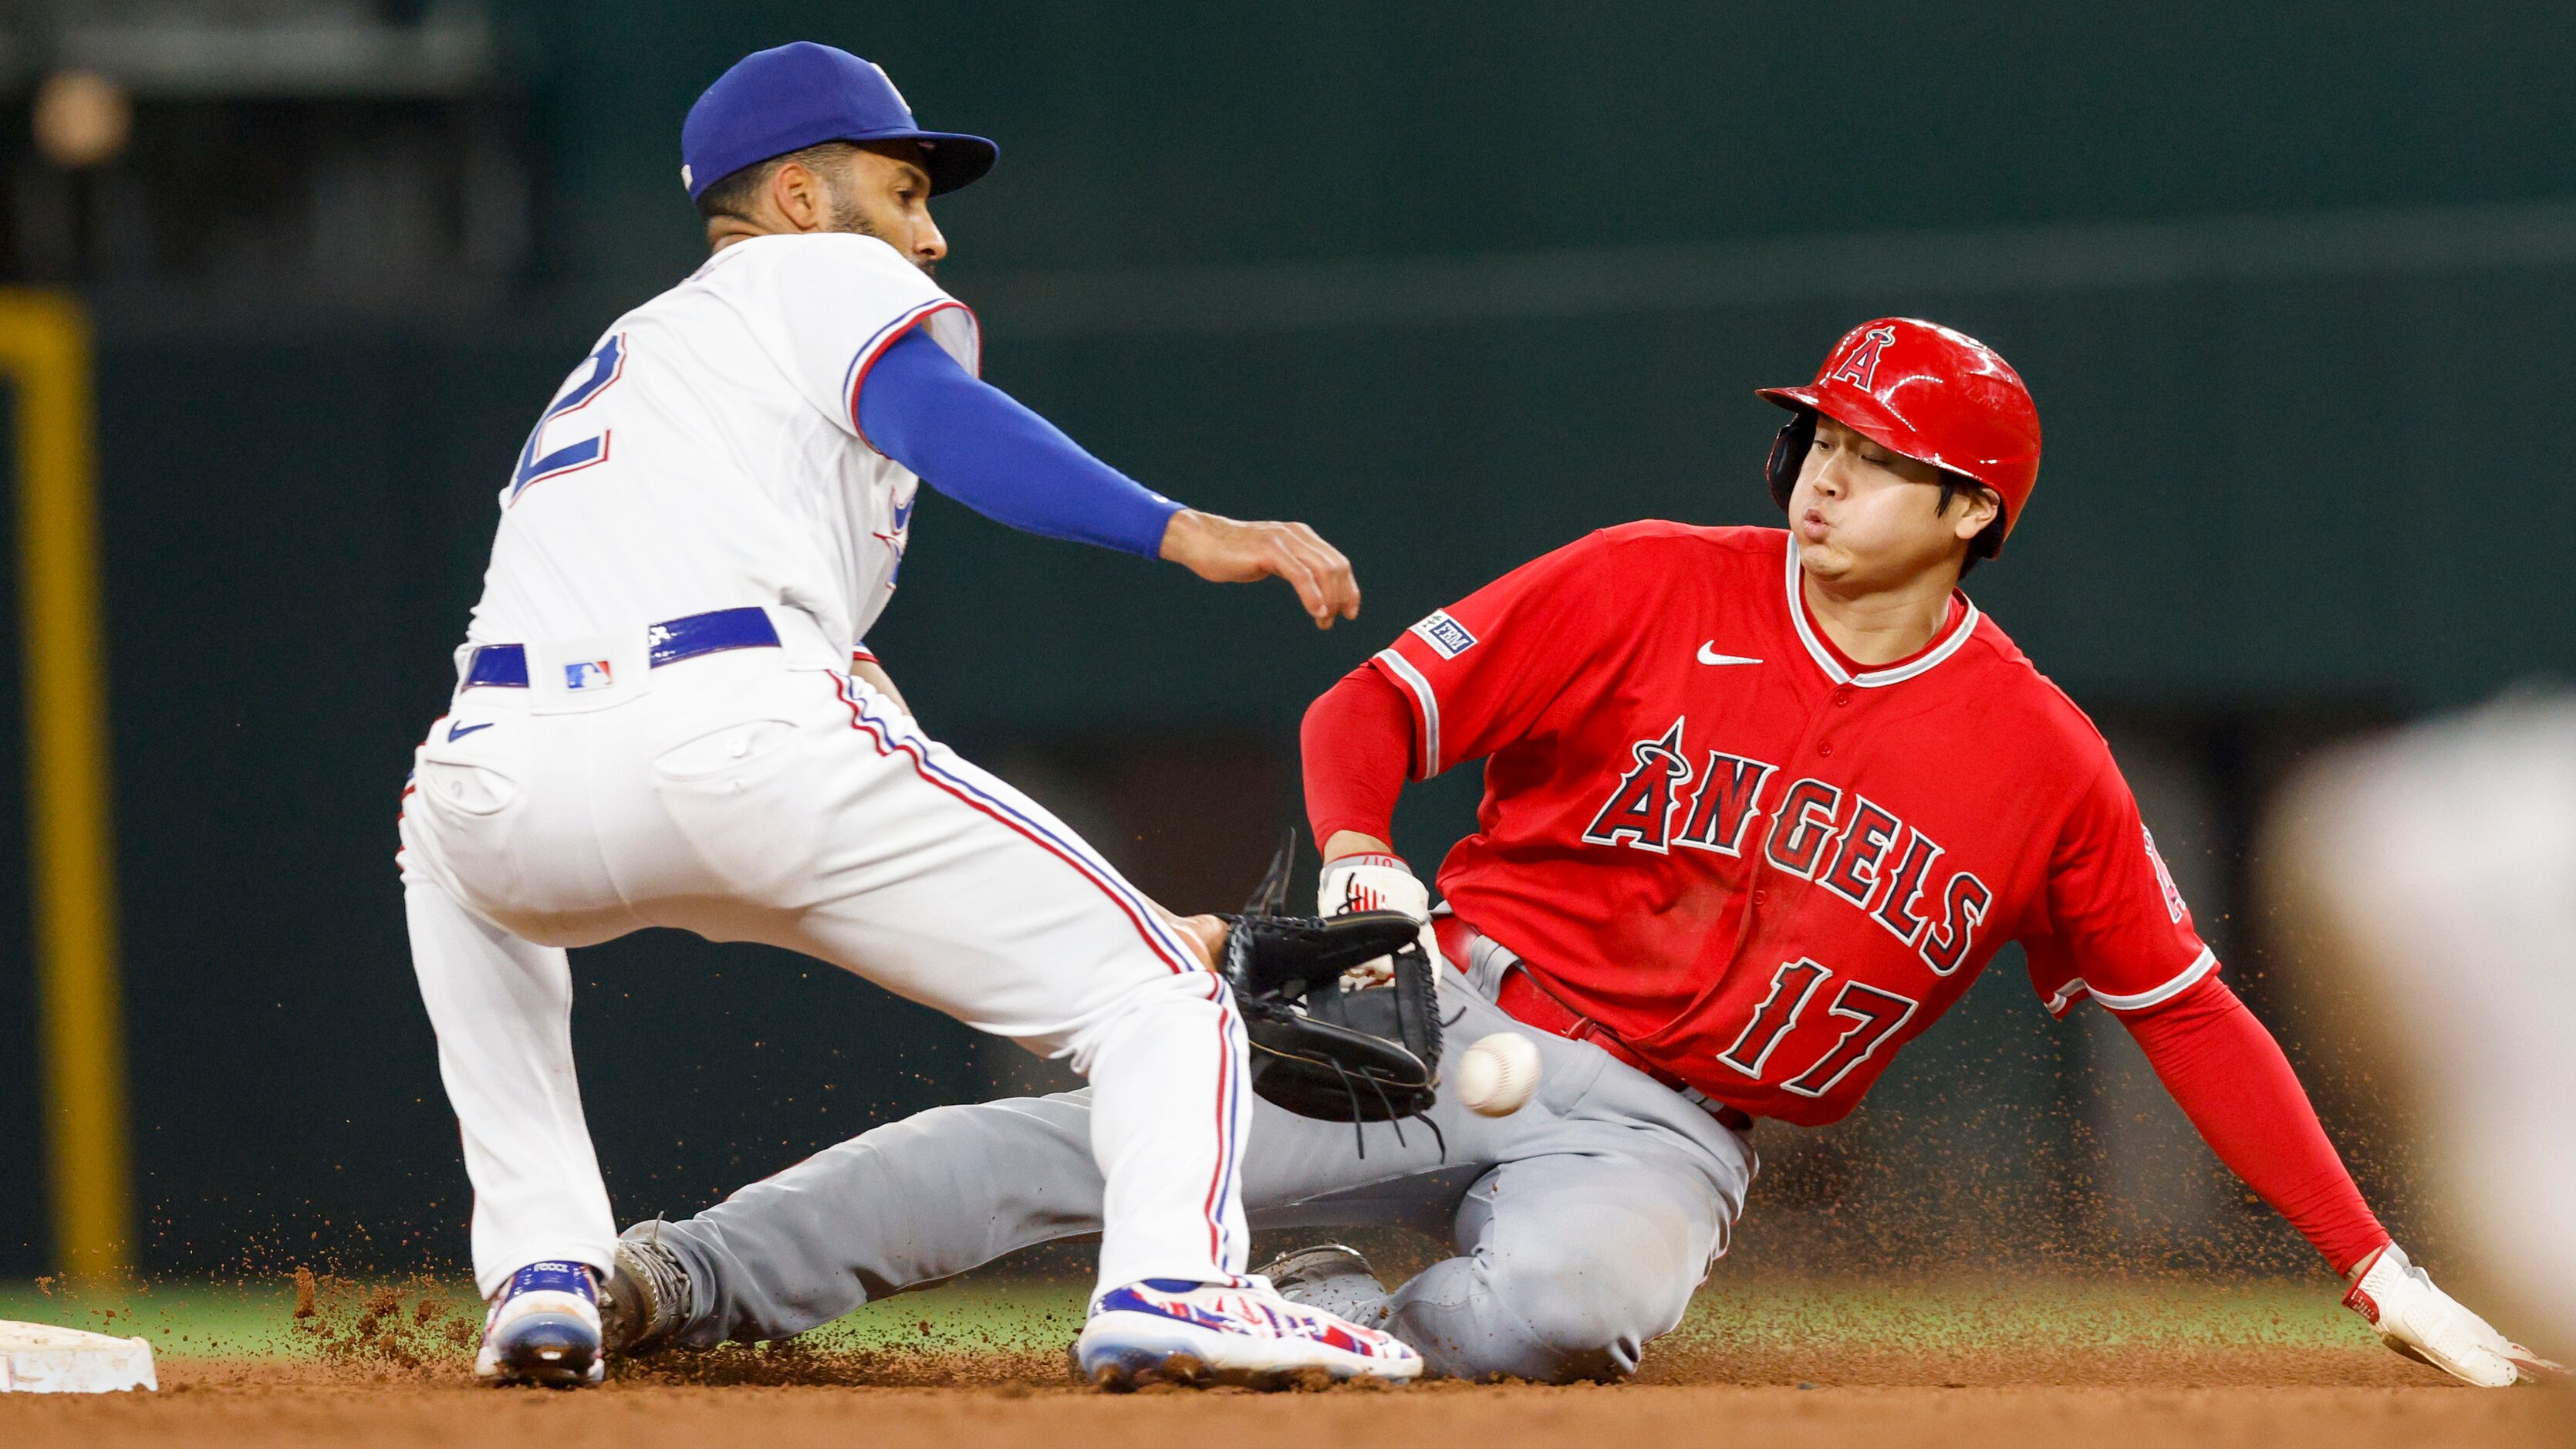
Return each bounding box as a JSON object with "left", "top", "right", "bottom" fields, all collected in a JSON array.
[
  {"left": 586, "top": 318, "right": 2554, "bottom": 1387},
  {"left": 1299, "top": 318, "right": 2551, "bottom": 1383}
]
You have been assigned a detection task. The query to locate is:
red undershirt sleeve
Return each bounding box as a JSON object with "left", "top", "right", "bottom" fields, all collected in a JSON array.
[
  {"left": 1301, "top": 666, "right": 1418, "bottom": 850},
  {"left": 2119, "top": 974, "right": 2390, "bottom": 1275}
]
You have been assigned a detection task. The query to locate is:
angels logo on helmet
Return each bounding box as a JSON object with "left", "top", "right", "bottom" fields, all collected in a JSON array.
[{"left": 1827, "top": 323, "right": 1899, "bottom": 390}]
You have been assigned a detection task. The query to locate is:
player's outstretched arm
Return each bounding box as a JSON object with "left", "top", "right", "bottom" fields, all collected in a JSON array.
[
  {"left": 1158, "top": 508, "right": 1360, "bottom": 630},
  {"left": 2119, "top": 975, "right": 2561, "bottom": 1386},
  {"left": 855, "top": 329, "right": 1359, "bottom": 628}
]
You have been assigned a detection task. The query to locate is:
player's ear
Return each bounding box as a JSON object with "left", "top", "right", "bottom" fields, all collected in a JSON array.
[
  {"left": 1950, "top": 483, "right": 2001, "bottom": 540},
  {"left": 769, "top": 160, "right": 827, "bottom": 233}
]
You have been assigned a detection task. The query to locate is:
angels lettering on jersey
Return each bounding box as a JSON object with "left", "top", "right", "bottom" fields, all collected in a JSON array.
[{"left": 1578, "top": 714, "right": 1993, "bottom": 978}]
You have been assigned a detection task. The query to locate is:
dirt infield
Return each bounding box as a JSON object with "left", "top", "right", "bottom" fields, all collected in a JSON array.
[
  {"left": 4, "top": 1273, "right": 2565, "bottom": 1446},
  {"left": 3, "top": 1356, "right": 2568, "bottom": 1449}
]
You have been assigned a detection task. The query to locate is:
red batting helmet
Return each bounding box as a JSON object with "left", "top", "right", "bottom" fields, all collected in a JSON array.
[{"left": 1757, "top": 318, "right": 2043, "bottom": 548}]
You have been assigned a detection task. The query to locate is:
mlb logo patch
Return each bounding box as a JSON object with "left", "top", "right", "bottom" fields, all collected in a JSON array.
[
  {"left": 564, "top": 660, "right": 614, "bottom": 690},
  {"left": 1410, "top": 610, "right": 1478, "bottom": 660}
]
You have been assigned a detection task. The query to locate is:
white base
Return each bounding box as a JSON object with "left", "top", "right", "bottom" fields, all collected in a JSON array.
[{"left": 0, "top": 1321, "right": 158, "bottom": 1393}]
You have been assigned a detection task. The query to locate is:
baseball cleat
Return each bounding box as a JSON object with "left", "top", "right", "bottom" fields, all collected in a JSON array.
[
  {"left": 1072, "top": 1276, "right": 1423, "bottom": 1390},
  {"left": 602, "top": 1221, "right": 697, "bottom": 1357},
  {"left": 474, "top": 1260, "right": 605, "bottom": 1387}
]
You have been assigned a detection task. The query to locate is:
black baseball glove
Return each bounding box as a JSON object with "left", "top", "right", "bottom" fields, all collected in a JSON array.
[{"left": 1218, "top": 833, "right": 1443, "bottom": 1129}]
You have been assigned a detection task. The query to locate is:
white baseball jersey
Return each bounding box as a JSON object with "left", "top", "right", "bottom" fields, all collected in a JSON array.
[
  {"left": 408, "top": 231, "right": 1253, "bottom": 1303},
  {"left": 465, "top": 231, "right": 981, "bottom": 654}
]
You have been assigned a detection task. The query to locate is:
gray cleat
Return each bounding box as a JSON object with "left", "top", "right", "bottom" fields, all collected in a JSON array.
[
  {"left": 601, "top": 1221, "right": 697, "bottom": 1356},
  {"left": 1255, "top": 1243, "right": 1388, "bottom": 1325}
]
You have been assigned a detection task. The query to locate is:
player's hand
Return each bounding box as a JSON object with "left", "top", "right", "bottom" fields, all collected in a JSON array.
[
  {"left": 1318, "top": 852, "right": 1440, "bottom": 990},
  {"left": 2343, "top": 1242, "right": 2564, "bottom": 1387},
  {"left": 1150, "top": 905, "right": 1229, "bottom": 970},
  {"left": 1157, "top": 508, "right": 1360, "bottom": 630}
]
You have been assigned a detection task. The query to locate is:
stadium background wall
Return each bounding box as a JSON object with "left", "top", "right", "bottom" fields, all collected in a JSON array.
[{"left": 2, "top": 0, "right": 2570, "bottom": 1275}]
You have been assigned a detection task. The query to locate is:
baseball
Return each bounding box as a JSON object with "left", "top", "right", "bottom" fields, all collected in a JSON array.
[{"left": 1455, "top": 1032, "right": 1541, "bottom": 1116}]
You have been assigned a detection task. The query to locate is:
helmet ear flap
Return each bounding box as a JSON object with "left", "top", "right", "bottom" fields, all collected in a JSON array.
[{"left": 1766, "top": 409, "right": 1816, "bottom": 512}]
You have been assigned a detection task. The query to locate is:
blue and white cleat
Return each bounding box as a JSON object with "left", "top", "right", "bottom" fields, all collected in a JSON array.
[
  {"left": 1073, "top": 1277, "right": 1423, "bottom": 1390},
  {"left": 474, "top": 1261, "right": 606, "bottom": 1387}
]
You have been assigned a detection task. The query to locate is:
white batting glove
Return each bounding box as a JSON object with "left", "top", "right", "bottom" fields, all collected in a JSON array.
[
  {"left": 2343, "top": 1242, "right": 2563, "bottom": 1387},
  {"left": 1317, "top": 853, "right": 1441, "bottom": 990}
]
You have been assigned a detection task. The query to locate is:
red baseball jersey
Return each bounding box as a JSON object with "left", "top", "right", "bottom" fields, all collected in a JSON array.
[{"left": 1370, "top": 522, "right": 2211, "bottom": 1126}]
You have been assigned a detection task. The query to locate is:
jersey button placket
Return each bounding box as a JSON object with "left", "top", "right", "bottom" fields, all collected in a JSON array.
[{"left": 1818, "top": 689, "right": 1848, "bottom": 755}]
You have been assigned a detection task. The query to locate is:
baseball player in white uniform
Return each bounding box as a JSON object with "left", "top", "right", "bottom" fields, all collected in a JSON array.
[{"left": 397, "top": 42, "right": 1420, "bottom": 1390}]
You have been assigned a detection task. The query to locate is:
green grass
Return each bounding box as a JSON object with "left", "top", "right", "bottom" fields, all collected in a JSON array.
[
  {"left": 796, "top": 1281, "right": 1089, "bottom": 1353},
  {"left": 0, "top": 1273, "right": 2375, "bottom": 1362},
  {"left": 0, "top": 1278, "right": 343, "bottom": 1356},
  {"left": 1670, "top": 1275, "right": 2372, "bottom": 1352},
  {"left": 0, "top": 1275, "right": 1091, "bottom": 1360}
]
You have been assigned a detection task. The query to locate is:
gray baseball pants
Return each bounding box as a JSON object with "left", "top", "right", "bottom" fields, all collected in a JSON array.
[{"left": 646, "top": 937, "right": 1757, "bottom": 1382}]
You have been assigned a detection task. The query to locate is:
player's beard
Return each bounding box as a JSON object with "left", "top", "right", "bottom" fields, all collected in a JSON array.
[{"left": 830, "top": 192, "right": 935, "bottom": 277}]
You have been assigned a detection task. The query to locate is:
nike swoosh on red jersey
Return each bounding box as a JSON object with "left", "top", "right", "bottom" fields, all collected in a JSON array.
[{"left": 1697, "top": 643, "right": 1763, "bottom": 666}]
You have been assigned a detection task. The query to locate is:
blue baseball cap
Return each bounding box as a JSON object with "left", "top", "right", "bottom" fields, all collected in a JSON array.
[{"left": 681, "top": 42, "right": 997, "bottom": 201}]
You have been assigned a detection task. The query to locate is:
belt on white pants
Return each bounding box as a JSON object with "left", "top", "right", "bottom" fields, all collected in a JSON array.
[{"left": 460, "top": 606, "right": 784, "bottom": 690}]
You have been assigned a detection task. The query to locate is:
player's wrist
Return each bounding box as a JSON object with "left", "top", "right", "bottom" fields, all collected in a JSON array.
[
  {"left": 1318, "top": 850, "right": 1430, "bottom": 920},
  {"left": 1129, "top": 498, "right": 1187, "bottom": 559},
  {"left": 2341, "top": 1235, "right": 2397, "bottom": 1284},
  {"left": 1155, "top": 506, "right": 1210, "bottom": 563},
  {"left": 1320, "top": 829, "right": 1397, "bottom": 864}
]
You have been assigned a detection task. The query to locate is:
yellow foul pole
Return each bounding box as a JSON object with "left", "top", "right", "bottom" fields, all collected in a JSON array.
[{"left": 1, "top": 289, "right": 129, "bottom": 1278}]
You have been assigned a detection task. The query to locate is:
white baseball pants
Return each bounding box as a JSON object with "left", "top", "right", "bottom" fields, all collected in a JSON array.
[{"left": 397, "top": 627, "right": 1251, "bottom": 1299}]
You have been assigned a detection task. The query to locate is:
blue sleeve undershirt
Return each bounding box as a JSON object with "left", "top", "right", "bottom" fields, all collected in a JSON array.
[{"left": 856, "top": 327, "right": 1183, "bottom": 559}]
